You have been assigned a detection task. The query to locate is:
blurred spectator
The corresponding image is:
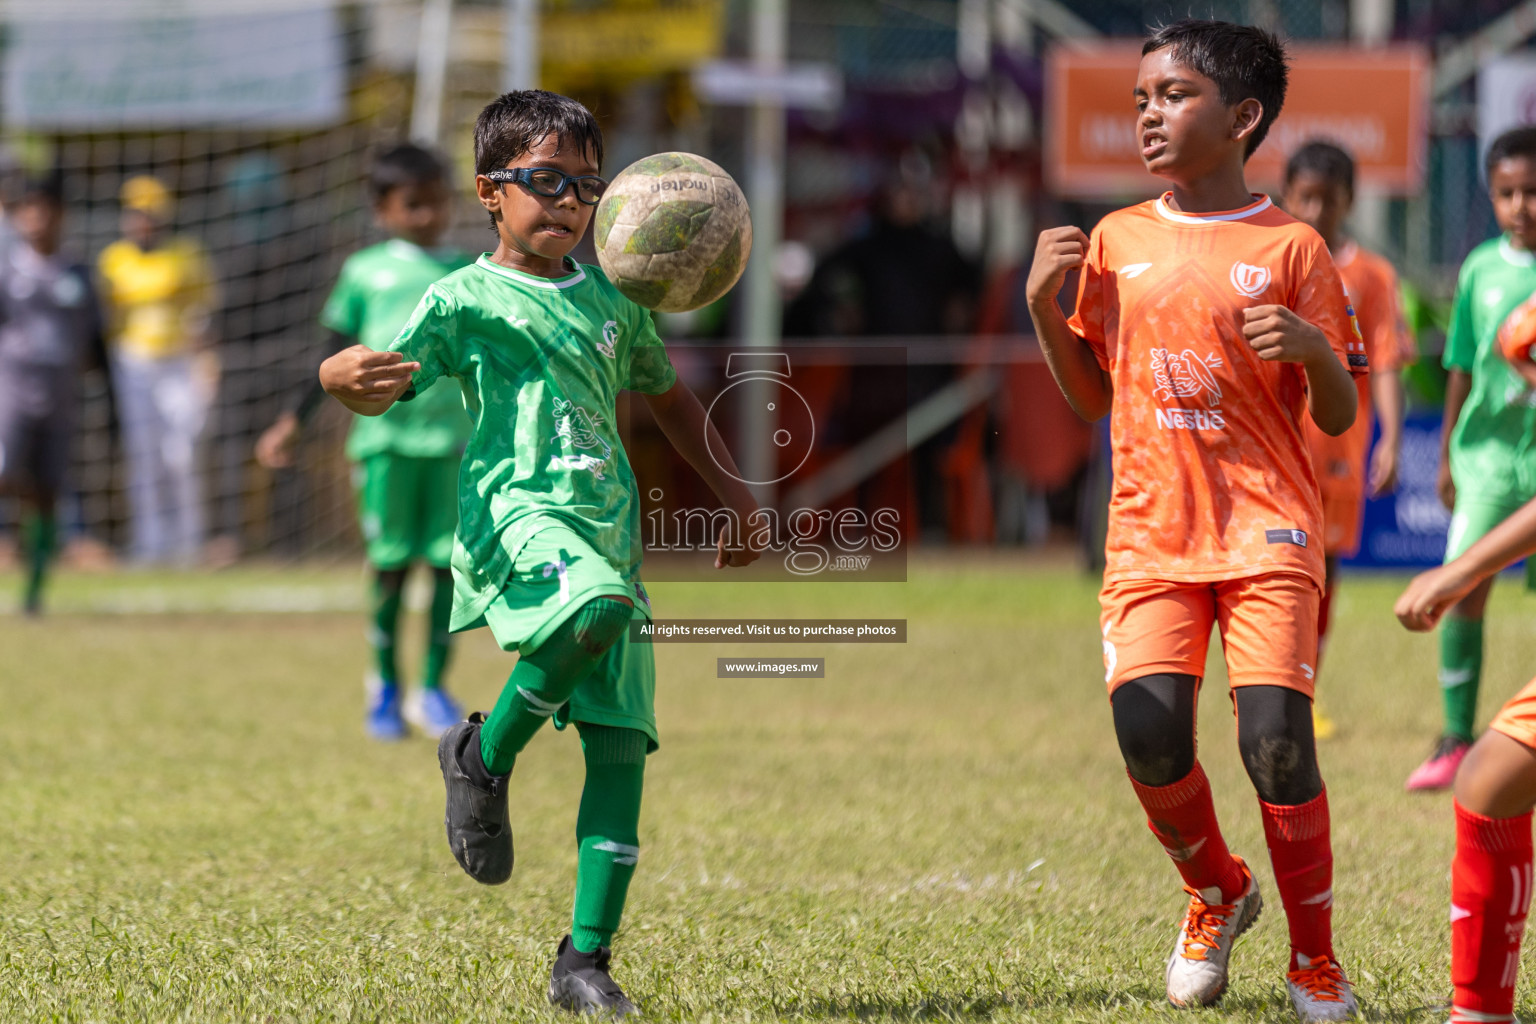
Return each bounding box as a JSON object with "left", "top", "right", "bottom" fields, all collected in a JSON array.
[
  {"left": 0, "top": 172, "right": 107, "bottom": 612},
  {"left": 786, "top": 156, "right": 976, "bottom": 338},
  {"left": 785, "top": 154, "right": 978, "bottom": 540},
  {"left": 97, "top": 175, "right": 218, "bottom": 565}
]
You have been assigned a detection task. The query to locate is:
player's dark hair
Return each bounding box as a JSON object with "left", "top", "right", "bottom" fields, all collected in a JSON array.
[
  {"left": 18, "top": 168, "right": 64, "bottom": 206},
  {"left": 1487, "top": 125, "right": 1536, "bottom": 178},
  {"left": 474, "top": 90, "right": 603, "bottom": 176},
  {"left": 1142, "top": 19, "right": 1289, "bottom": 159},
  {"left": 368, "top": 144, "right": 447, "bottom": 204},
  {"left": 1285, "top": 140, "right": 1355, "bottom": 197}
]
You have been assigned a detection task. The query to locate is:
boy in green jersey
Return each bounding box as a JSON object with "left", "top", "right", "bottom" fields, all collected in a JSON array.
[
  {"left": 320, "top": 91, "right": 761, "bottom": 1015},
  {"left": 256, "top": 144, "right": 473, "bottom": 741},
  {"left": 1405, "top": 125, "right": 1536, "bottom": 791}
]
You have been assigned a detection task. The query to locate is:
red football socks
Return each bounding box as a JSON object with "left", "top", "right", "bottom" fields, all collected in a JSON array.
[
  {"left": 1260, "top": 789, "right": 1334, "bottom": 970},
  {"left": 1130, "top": 761, "right": 1246, "bottom": 902},
  {"left": 1451, "top": 800, "right": 1533, "bottom": 1022}
]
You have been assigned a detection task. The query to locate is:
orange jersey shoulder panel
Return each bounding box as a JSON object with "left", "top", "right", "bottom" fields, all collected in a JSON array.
[{"left": 1068, "top": 193, "right": 1361, "bottom": 585}]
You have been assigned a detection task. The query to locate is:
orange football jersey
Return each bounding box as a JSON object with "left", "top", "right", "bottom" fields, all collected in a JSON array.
[
  {"left": 1068, "top": 192, "right": 1366, "bottom": 586},
  {"left": 1498, "top": 289, "right": 1536, "bottom": 364},
  {"left": 1303, "top": 241, "right": 1414, "bottom": 507}
]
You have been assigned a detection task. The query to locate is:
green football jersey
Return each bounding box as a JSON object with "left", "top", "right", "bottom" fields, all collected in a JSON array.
[
  {"left": 1443, "top": 236, "right": 1536, "bottom": 502},
  {"left": 320, "top": 239, "right": 475, "bottom": 460},
  {"left": 386, "top": 255, "right": 678, "bottom": 631}
]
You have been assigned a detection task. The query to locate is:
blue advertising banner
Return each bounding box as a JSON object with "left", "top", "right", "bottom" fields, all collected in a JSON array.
[{"left": 1341, "top": 411, "right": 1452, "bottom": 570}]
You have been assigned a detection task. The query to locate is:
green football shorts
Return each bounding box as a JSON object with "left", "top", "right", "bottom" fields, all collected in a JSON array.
[
  {"left": 481, "top": 520, "right": 657, "bottom": 749},
  {"left": 353, "top": 453, "right": 460, "bottom": 570},
  {"left": 1446, "top": 494, "right": 1536, "bottom": 590}
]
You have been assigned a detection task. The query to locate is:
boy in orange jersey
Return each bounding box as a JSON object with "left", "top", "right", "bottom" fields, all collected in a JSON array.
[
  {"left": 1396, "top": 484, "right": 1536, "bottom": 1024},
  {"left": 1281, "top": 141, "right": 1413, "bottom": 738},
  {"left": 1026, "top": 20, "right": 1365, "bottom": 1021}
]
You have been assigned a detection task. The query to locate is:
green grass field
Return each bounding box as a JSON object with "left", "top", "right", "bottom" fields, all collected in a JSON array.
[{"left": 3, "top": 556, "right": 1533, "bottom": 1022}]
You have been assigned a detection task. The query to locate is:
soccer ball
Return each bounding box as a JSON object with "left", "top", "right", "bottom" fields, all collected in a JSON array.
[{"left": 593, "top": 152, "right": 753, "bottom": 313}]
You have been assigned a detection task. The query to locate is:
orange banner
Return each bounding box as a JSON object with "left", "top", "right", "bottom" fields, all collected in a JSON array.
[{"left": 1045, "top": 44, "right": 1429, "bottom": 198}]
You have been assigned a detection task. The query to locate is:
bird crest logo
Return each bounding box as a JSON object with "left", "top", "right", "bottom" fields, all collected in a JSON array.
[
  {"left": 1229, "top": 261, "right": 1271, "bottom": 298},
  {"left": 1151, "top": 349, "right": 1224, "bottom": 408},
  {"left": 597, "top": 320, "right": 619, "bottom": 359}
]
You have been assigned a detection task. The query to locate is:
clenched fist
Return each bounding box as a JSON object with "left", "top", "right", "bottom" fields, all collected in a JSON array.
[
  {"left": 1026, "top": 226, "right": 1090, "bottom": 312},
  {"left": 1241, "top": 305, "right": 1332, "bottom": 365}
]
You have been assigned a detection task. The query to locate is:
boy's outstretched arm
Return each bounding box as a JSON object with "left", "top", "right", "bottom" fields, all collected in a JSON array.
[
  {"left": 1241, "top": 305, "right": 1357, "bottom": 435},
  {"left": 1025, "top": 226, "right": 1112, "bottom": 422},
  {"left": 642, "top": 379, "right": 762, "bottom": 569},
  {"left": 319, "top": 345, "right": 420, "bottom": 417},
  {"left": 1396, "top": 495, "right": 1536, "bottom": 632}
]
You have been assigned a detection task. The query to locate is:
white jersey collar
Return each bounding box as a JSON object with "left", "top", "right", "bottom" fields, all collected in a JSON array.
[
  {"left": 1154, "top": 192, "right": 1272, "bottom": 225},
  {"left": 1500, "top": 236, "right": 1536, "bottom": 267},
  {"left": 476, "top": 253, "right": 587, "bottom": 289}
]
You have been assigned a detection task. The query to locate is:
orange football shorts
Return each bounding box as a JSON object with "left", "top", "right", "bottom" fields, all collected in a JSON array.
[
  {"left": 1099, "top": 572, "right": 1321, "bottom": 696},
  {"left": 1490, "top": 677, "right": 1536, "bottom": 751}
]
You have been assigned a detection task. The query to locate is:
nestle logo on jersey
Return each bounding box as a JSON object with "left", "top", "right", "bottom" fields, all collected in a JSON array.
[
  {"left": 1154, "top": 408, "right": 1226, "bottom": 430},
  {"left": 1151, "top": 348, "right": 1226, "bottom": 430}
]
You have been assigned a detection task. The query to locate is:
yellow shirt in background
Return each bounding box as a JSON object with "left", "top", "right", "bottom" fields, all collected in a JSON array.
[{"left": 97, "top": 237, "right": 217, "bottom": 360}]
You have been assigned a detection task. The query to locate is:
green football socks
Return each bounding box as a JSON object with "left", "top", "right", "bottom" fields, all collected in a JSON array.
[
  {"left": 479, "top": 596, "right": 633, "bottom": 775},
  {"left": 1440, "top": 615, "right": 1483, "bottom": 742},
  {"left": 370, "top": 568, "right": 406, "bottom": 684},
  {"left": 421, "top": 567, "right": 454, "bottom": 690},
  {"left": 571, "top": 723, "right": 647, "bottom": 953},
  {"left": 21, "top": 511, "right": 56, "bottom": 614}
]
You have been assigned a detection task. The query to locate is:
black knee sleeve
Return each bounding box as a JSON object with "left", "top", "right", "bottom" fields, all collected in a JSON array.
[
  {"left": 1234, "top": 685, "right": 1322, "bottom": 805},
  {"left": 1110, "top": 673, "right": 1199, "bottom": 786}
]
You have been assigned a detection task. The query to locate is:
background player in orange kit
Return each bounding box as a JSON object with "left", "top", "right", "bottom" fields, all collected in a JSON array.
[
  {"left": 1396, "top": 489, "right": 1536, "bottom": 1024},
  {"left": 1026, "top": 20, "right": 1365, "bottom": 1022},
  {"left": 1281, "top": 141, "right": 1413, "bottom": 739}
]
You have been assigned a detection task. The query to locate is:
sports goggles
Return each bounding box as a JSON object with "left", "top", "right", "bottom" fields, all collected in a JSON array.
[{"left": 483, "top": 167, "right": 608, "bottom": 206}]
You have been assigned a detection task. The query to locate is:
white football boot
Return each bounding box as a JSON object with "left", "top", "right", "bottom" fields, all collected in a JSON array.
[
  {"left": 1287, "top": 954, "right": 1359, "bottom": 1021},
  {"left": 1165, "top": 855, "right": 1263, "bottom": 1007}
]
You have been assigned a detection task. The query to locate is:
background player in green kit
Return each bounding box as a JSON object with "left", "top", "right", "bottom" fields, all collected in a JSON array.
[
  {"left": 1405, "top": 125, "right": 1536, "bottom": 791},
  {"left": 320, "top": 91, "right": 762, "bottom": 1016},
  {"left": 256, "top": 144, "right": 473, "bottom": 741}
]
